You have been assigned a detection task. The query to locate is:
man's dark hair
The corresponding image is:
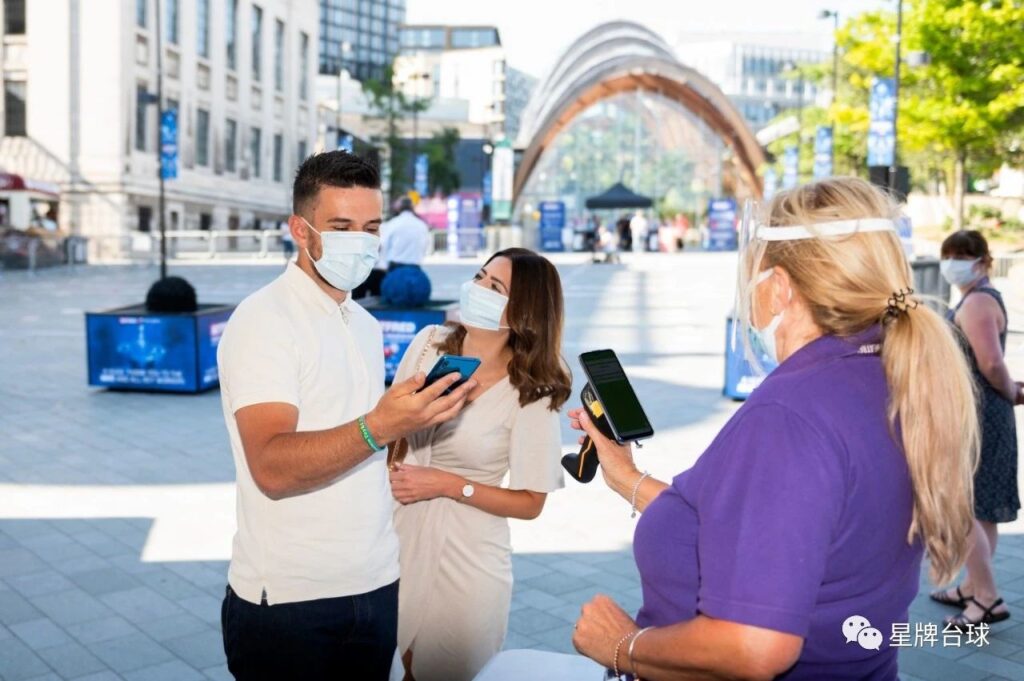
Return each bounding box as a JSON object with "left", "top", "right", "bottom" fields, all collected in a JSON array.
[{"left": 292, "top": 151, "right": 380, "bottom": 216}]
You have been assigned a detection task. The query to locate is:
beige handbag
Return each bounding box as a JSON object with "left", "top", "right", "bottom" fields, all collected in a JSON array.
[{"left": 387, "top": 326, "right": 438, "bottom": 470}]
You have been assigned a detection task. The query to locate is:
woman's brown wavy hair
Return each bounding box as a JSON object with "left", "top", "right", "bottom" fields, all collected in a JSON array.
[{"left": 437, "top": 248, "right": 572, "bottom": 410}]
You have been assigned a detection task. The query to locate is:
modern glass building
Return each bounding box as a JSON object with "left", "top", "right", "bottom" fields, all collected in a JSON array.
[{"left": 319, "top": 0, "right": 406, "bottom": 82}]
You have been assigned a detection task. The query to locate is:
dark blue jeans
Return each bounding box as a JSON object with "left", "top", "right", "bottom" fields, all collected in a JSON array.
[{"left": 221, "top": 581, "right": 398, "bottom": 680}]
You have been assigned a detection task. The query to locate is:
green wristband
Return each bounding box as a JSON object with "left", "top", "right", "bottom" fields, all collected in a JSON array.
[{"left": 358, "top": 415, "right": 383, "bottom": 452}]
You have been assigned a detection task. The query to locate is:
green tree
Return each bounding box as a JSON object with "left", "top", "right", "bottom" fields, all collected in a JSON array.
[
  {"left": 422, "top": 127, "right": 461, "bottom": 196},
  {"left": 362, "top": 66, "right": 431, "bottom": 205}
]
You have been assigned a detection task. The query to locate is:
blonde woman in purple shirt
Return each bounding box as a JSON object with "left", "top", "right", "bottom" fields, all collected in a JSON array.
[{"left": 569, "top": 177, "right": 979, "bottom": 680}]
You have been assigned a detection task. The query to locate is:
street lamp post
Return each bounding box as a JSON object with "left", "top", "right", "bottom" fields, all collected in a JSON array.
[
  {"left": 890, "top": 1, "right": 904, "bottom": 193},
  {"left": 408, "top": 71, "right": 430, "bottom": 187},
  {"left": 155, "top": 0, "right": 167, "bottom": 279},
  {"left": 336, "top": 41, "right": 352, "bottom": 149}
]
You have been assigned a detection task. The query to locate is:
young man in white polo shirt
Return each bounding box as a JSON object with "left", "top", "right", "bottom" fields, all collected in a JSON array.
[{"left": 217, "top": 152, "right": 474, "bottom": 680}]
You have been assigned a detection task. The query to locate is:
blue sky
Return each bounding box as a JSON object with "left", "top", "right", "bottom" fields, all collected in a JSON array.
[{"left": 406, "top": 0, "right": 891, "bottom": 78}]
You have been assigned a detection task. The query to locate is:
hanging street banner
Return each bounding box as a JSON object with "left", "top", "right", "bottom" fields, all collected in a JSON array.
[
  {"left": 867, "top": 78, "right": 896, "bottom": 167},
  {"left": 414, "top": 153, "right": 429, "bottom": 196},
  {"left": 160, "top": 109, "right": 178, "bottom": 180},
  {"left": 763, "top": 167, "right": 778, "bottom": 201},
  {"left": 538, "top": 201, "right": 566, "bottom": 252},
  {"left": 813, "top": 126, "right": 833, "bottom": 180},
  {"left": 491, "top": 139, "right": 514, "bottom": 221},
  {"left": 782, "top": 146, "right": 799, "bottom": 189},
  {"left": 338, "top": 133, "right": 354, "bottom": 153}
]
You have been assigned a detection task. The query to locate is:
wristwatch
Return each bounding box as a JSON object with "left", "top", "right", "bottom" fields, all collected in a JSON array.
[{"left": 460, "top": 483, "right": 475, "bottom": 501}]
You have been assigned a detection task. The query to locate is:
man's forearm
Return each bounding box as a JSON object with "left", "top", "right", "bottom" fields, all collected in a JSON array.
[{"left": 258, "top": 420, "right": 377, "bottom": 499}]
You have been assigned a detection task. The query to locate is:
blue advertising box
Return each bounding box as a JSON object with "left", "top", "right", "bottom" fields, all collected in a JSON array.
[
  {"left": 723, "top": 315, "right": 776, "bottom": 400},
  {"left": 364, "top": 300, "right": 460, "bottom": 384},
  {"left": 86, "top": 304, "right": 234, "bottom": 393},
  {"left": 705, "top": 198, "right": 738, "bottom": 251}
]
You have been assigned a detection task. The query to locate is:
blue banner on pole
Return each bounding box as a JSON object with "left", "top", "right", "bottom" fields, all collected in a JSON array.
[
  {"left": 868, "top": 78, "right": 896, "bottom": 167},
  {"left": 813, "top": 126, "right": 833, "bottom": 180},
  {"left": 705, "top": 198, "right": 738, "bottom": 251},
  {"left": 414, "top": 153, "right": 429, "bottom": 196},
  {"left": 782, "top": 147, "right": 799, "bottom": 189},
  {"left": 338, "top": 133, "right": 354, "bottom": 153},
  {"left": 538, "top": 201, "right": 566, "bottom": 252},
  {"left": 160, "top": 109, "right": 178, "bottom": 180},
  {"left": 482, "top": 170, "right": 492, "bottom": 207},
  {"left": 763, "top": 168, "right": 778, "bottom": 201}
]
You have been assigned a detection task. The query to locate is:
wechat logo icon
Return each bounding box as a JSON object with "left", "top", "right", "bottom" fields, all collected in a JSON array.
[{"left": 843, "top": 615, "right": 883, "bottom": 651}]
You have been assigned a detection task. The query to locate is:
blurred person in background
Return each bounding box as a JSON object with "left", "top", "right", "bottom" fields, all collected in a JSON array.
[{"left": 930, "top": 230, "right": 1023, "bottom": 630}]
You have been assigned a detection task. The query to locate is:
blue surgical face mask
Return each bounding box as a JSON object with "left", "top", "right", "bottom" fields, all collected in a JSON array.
[
  {"left": 940, "top": 258, "right": 980, "bottom": 287},
  {"left": 301, "top": 217, "right": 380, "bottom": 292},
  {"left": 749, "top": 268, "right": 787, "bottom": 365},
  {"left": 459, "top": 280, "right": 509, "bottom": 331}
]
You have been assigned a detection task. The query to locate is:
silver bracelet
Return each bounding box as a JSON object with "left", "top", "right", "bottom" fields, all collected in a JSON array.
[
  {"left": 630, "top": 471, "right": 651, "bottom": 518},
  {"left": 627, "top": 626, "right": 654, "bottom": 679}
]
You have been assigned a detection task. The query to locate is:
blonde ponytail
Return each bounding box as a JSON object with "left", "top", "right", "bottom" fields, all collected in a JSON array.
[{"left": 762, "top": 178, "right": 979, "bottom": 585}]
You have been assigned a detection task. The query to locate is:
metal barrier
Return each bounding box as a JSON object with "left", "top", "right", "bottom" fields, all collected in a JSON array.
[{"left": 911, "top": 257, "right": 950, "bottom": 313}]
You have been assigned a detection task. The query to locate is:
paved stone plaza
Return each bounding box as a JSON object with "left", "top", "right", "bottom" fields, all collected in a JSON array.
[{"left": 3, "top": 253, "right": 1024, "bottom": 680}]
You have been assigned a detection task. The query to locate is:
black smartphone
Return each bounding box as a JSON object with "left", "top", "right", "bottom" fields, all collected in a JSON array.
[
  {"left": 422, "top": 355, "right": 482, "bottom": 396},
  {"left": 578, "top": 349, "right": 654, "bottom": 443}
]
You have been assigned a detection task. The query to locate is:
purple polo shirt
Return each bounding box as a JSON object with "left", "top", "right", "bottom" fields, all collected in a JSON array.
[{"left": 634, "top": 328, "right": 921, "bottom": 680}]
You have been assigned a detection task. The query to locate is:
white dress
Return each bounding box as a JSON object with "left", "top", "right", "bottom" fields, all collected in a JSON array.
[{"left": 393, "top": 326, "right": 565, "bottom": 681}]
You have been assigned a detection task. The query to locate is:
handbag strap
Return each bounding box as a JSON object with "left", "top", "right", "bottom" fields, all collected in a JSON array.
[{"left": 416, "top": 326, "right": 438, "bottom": 373}]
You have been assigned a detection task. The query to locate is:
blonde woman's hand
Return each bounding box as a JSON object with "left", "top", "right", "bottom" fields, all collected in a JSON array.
[
  {"left": 389, "top": 464, "right": 462, "bottom": 504},
  {"left": 568, "top": 407, "right": 639, "bottom": 498},
  {"left": 572, "top": 594, "right": 639, "bottom": 669}
]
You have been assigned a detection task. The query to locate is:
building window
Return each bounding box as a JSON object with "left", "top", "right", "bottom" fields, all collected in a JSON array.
[
  {"left": 3, "top": 81, "right": 26, "bottom": 137},
  {"left": 197, "top": 0, "right": 210, "bottom": 58},
  {"left": 226, "top": 0, "right": 238, "bottom": 70},
  {"left": 135, "top": 84, "right": 149, "bottom": 151},
  {"left": 138, "top": 205, "right": 153, "bottom": 233},
  {"left": 297, "top": 139, "right": 307, "bottom": 165},
  {"left": 250, "top": 127, "right": 262, "bottom": 177},
  {"left": 273, "top": 133, "right": 284, "bottom": 182},
  {"left": 4, "top": 0, "right": 25, "bottom": 35},
  {"left": 196, "top": 108, "right": 210, "bottom": 167},
  {"left": 136, "top": 0, "right": 146, "bottom": 28},
  {"left": 225, "top": 118, "right": 238, "bottom": 172},
  {"left": 251, "top": 5, "right": 263, "bottom": 82},
  {"left": 165, "top": 0, "right": 178, "bottom": 45},
  {"left": 274, "top": 20, "right": 285, "bottom": 92},
  {"left": 300, "top": 32, "right": 310, "bottom": 100},
  {"left": 199, "top": 213, "right": 213, "bottom": 231}
]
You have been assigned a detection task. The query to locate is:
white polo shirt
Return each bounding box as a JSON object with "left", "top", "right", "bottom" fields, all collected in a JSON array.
[
  {"left": 380, "top": 210, "right": 430, "bottom": 266},
  {"left": 217, "top": 263, "right": 398, "bottom": 605}
]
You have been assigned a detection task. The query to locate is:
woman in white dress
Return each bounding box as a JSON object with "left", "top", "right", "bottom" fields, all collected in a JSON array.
[{"left": 388, "top": 248, "right": 572, "bottom": 681}]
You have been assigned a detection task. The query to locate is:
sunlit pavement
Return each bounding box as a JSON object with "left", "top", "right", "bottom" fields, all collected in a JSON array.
[{"left": 3, "top": 253, "right": 1024, "bottom": 680}]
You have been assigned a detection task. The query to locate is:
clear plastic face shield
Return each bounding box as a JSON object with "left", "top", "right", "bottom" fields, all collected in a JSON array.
[{"left": 730, "top": 199, "right": 900, "bottom": 376}]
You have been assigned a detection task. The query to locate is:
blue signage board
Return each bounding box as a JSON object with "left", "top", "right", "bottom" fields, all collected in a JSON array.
[
  {"left": 338, "top": 133, "right": 354, "bottom": 153},
  {"left": 763, "top": 167, "right": 778, "bottom": 201},
  {"left": 447, "top": 194, "right": 483, "bottom": 257},
  {"left": 723, "top": 316, "right": 777, "bottom": 400},
  {"left": 705, "top": 197, "right": 738, "bottom": 251},
  {"left": 366, "top": 304, "right": 457, "bottom": 384},
  {"left": 868, "top": 78, "right": 896, "bottom": 167},
  {"left": 86, "top": 305, "right": 233, "bottom": 393},
  {"left": 813, "top": 126, "right": 833, "bottom": 180},
  {"left": 482, "top": 170, "right": 492, "bottom": 207},
  {"left": 414, "top": 153, "right": 429, "bottom": 196},
  {"left": 782, "top": 146, "right": 799, "bottom": 189},
  {"left": 160, "top": 109, "right": 178, "bottom": 180},
  {"left": 538, "top": 201, "right": 566, "bottom": 252}
]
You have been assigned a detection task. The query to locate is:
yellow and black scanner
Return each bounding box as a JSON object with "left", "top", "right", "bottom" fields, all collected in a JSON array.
[{"left": 561, "top": 383, "right": 616, "bottom": 483}]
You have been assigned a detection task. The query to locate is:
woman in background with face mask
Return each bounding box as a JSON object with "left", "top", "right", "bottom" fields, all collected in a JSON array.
[
  {"left": 930, "top": 230, "right": 1024, "bottom": 629},
  {"left": 569, "top": 178, "right": 979, "bottom": 680},
  {"left": 388, "top": 248, "right": 572, "bottom": 681}
]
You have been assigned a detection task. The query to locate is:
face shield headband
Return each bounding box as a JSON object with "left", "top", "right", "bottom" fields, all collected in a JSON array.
[{"left": 731, "top": 203, "right": 898, "bottom": 376}]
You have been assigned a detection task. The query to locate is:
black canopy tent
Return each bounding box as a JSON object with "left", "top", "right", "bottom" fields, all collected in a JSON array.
[{"left": 584, "top": 182, "right": 654, "bottom": 210}]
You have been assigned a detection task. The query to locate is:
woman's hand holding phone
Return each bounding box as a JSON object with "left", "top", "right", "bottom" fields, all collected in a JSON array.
[
  {"left": 569, "top": 407, "right": 639, "bottom": 498},
  {"left": 366, "top": 371, "right": 477, "bottom": 445}
]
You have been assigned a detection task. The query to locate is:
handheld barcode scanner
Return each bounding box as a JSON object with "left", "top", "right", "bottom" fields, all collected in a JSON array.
[{"left": 561, "top": 383, "right": 616, "bottom": 483}]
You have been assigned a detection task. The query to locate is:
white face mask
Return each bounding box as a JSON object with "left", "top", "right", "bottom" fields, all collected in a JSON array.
[
  {"left": 749, "top": 268, "right": 787, "bottom": 365},
  {"left": 301, "top": 217, "right": 380, "bottom": 292},
  {"left": 940, "top": 258, "right": 981, "bottom": 287},
  {"left": 459, "top": 280, "right": 509, "bottom": 331}
]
